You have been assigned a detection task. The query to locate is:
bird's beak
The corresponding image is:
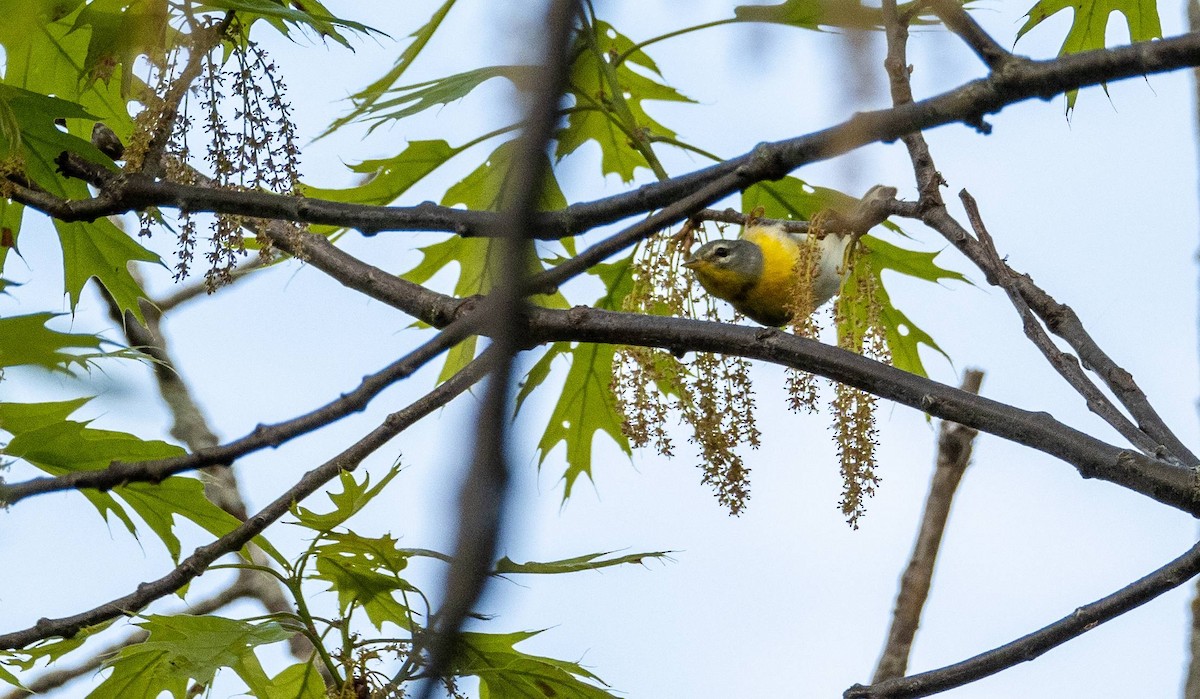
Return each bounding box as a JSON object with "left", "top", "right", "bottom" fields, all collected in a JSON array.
[{"left": 681, "top": 257, "right": 700, "bottom": 269}]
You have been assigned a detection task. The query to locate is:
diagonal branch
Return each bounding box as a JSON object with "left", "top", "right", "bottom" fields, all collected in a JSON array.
[
  {"left": 873, "top": 369, "right": 985, "bottom": 682},
  {"left": 0, "top": 576, "right": 258, "bottom": 699},
  {"left": 943, "top": 197, "right": 1159, "bottom": 454},
  {"left": 927, "top": 0, "right": 1014, "bottom": 71},
  {"left": 99, "top": 270, "right": 312, "bottom": 659},
  {"left": 846, "top": 536, "right": 1200, "bottom": 698},
  {"left": 15, "top": 29, "right": 1200, "bottom": 245},
  {"left": 879, "top": 0, "right": 1196, "bottom": 464},
  {"left": 0, "top": 314, "right": 482, "bottom": 506},
  {"left": 0, "top": 351, "right": 493, "bottom": 652}
]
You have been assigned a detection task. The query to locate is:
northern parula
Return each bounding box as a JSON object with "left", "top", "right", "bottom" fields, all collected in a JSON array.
[{"left": 683, "top": 223, "right": 850, "bottom": 326}]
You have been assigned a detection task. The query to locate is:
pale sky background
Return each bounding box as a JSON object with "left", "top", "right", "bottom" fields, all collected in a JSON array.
[{"left": 2, "top": 2, "right": 1200, "bottom": 697}]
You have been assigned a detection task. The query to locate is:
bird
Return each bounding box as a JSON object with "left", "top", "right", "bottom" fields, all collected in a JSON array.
[{"left": 682, "top": 223, "right": 851, "bottom": 326}]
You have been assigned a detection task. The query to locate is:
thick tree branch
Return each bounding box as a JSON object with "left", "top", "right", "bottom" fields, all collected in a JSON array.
[
  {"left": 0, "top": 351, "right": 493, "bottom": 651},
  {"left": 846, "top": 537, "right": 1200, "bottom": 698},
  {"left": 524, "top": 306, "right": 1198, "bottom": 515},
  {"left": 8, "top": 299, "right": 1191, "bottom": 521},
  {"left": 16, "top": 30, "right": 1200, "bottom": 244},
  {"left": 873, "top": 369, "right": 985, "bottom": 682}
]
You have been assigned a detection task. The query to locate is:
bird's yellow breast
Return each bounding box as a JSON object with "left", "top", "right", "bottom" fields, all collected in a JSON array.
[{"left": 737, "top": 226, "right": 802, "bottom": 326}]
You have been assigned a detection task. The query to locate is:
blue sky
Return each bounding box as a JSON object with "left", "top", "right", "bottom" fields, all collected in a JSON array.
[{"left": 2, "top": 2, "right": 1199, "bottom": 697}]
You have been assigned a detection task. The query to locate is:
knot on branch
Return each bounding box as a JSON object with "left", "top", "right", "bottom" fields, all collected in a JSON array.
[{"left": 742, "top": 142, "right": 789, "bottom": 181}]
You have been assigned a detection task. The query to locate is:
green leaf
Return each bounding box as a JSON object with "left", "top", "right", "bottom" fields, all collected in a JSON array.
[
  {"left": 0, "top": 400, "right": 265, "bottom": 563},
  {"left": 0, "top": 619, "right": 116, "bottom": 672},
  {"left": 514, "top": 344, "right": 559, "bottom": 415},
  {"left": 72, "top": 0, "right": 169, "bottom": 89},
  {"left": 0, "top": 85, "right": 115, "bottom": 193},
  {"left": 452, "top": 631, "right": 615, "bottom": 699},
  {"left": 297, "top": 140, "right": 460, "bottom": 236},
  {"left": 0, "top": 198, "right": 22, "bottom": 272},
  {"left": 0, "top": 14, "right": 155, "bottom": 320},
  {"left": 120, "top": 475, "right": 283, "bottom": 565},
  {"left": 0, "top": 2, "right": 137, "bottom": 132},
  {"left": 516, "top": 258, "right": 632, "bottom": 416},
  {"left": 353, "top": 65, "right": 537, "bottom": 131},
  {"left": 0, "top": 397, "right": 91, "bottom": 432},
  {"left": 442, "top": 139, "right": 568, "bottom": 213},
  {"left": 311, "top": 532, "right": 416, "bottom": 631},
  {"left": 0, "top": 663, "right": 23, "bottom": 689},
  {"left": 1016, "top": 0, "right": 1161, "bottom": 110},
  {"left": 290, "top": 464, "right": 401, "bottom": 532},
  {"left": 522, "top": 258, "right": 634, "bottom": 498},
  {"left": 56, "top": 217, "right": 160, "bottom": 323},
  {"left": 732, "top": 0, "right": 939, "bottom": 29},
  {"left": 202, "top": 0, "right": 381, "bottom": 47},
  {"left": 0, "top": 313, "right": 105, "bottom": 372},
  {"left": 590, "top": 256, "right": 636, "bottom": 312},
  {"left": 854, "top": 235, "right": 965, "bottom": 377},
  {"left": 494, "top": 550, "right": 670, "bottom": 575},
  {"left": 733, "top": 0, "right": 888, "bottom": 29},
  {"left": 557, "top": 20, "right": 694, "bottom": 182},
  {"left": 323, "top": 0, "right": 458, "bottom": 135},
  {"left": 534, "top": 342, "right": 631, "bottom": 499},
  {"left": 90, "top": 615, "right": 293, "bottom": 699},
  {"left": 861, "top": 234, "right": 968, "bottom": 285},
  {"left": 402, "top": 140, "right": 568, "bottom": 380},
  {"left": 260, "top": 661, "right": 326, "bottom": 699}
]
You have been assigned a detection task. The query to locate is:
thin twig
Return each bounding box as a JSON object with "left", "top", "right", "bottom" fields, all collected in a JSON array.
[
  {"left": 951, "top": 196, "right": 1159, "bottom": 454},
  {"left": 873, "top": 369, "right": 985, "bottom": 682},
  {"left": 879, "top": 0, "right": 1195, "bottom": 463},
  {"left": 98, "top": 269, "right": 313, "bottom": 659},
  {"left": 927, "top": 0, "right": 1015, "bottom": 71},
  {"left": 156, "top": 254, "right": 270, "bottom": 312},
  {"left": 847, "top": 537, "right": 1200, "bottom": 698},
  {"left": 135, "top": 15, "right": 233, "bottom": 177},
  {"left": 690, "top": 196, "right": 920, "bottom": 234}
]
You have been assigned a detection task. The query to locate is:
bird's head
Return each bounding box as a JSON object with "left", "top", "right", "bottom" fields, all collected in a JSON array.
[{"left": 682, "top": 238, "right": 764, "bottom": 298}]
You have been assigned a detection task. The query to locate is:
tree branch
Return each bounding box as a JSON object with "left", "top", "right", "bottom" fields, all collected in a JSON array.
[
  {"left": 14, "top": 30, "right": 1200, "bottom": 245},
  {"left": 524, "top": 305, "right": 1198, "bottom": 515},
  {"left": 947, "top": 195, "right": 1160, "bottom": 454},
  {"left": 0, "top": 314, "right": 482, "bottom": 506},
  {"left": 928, "top": 0, "right": 1015, "bottom": 71},
  {"left": 846, "top": 537, "right": 1200, "bottom": 698},
  {"left": 415, "top": 2, "right": 581, "bottom": 696},
  {"left": 0, "top": 352, "right": 493, "bottom": 651},
  {"left": 99, "top": 269, "right": 312, "bottom": 659},
  {"left": 0, "top": 577, "right": 258, "bottom": 699},
  {"left": 879, "top": 1, "right": 1196, "bottom": 464},
  {"left": 873, "top": 369, "right": 985, "bottom": 682}
]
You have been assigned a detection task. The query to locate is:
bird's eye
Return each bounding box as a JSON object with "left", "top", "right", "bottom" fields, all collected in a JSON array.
[{"left": 714, "top": 245, "right": 730, "bottom": 258}]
